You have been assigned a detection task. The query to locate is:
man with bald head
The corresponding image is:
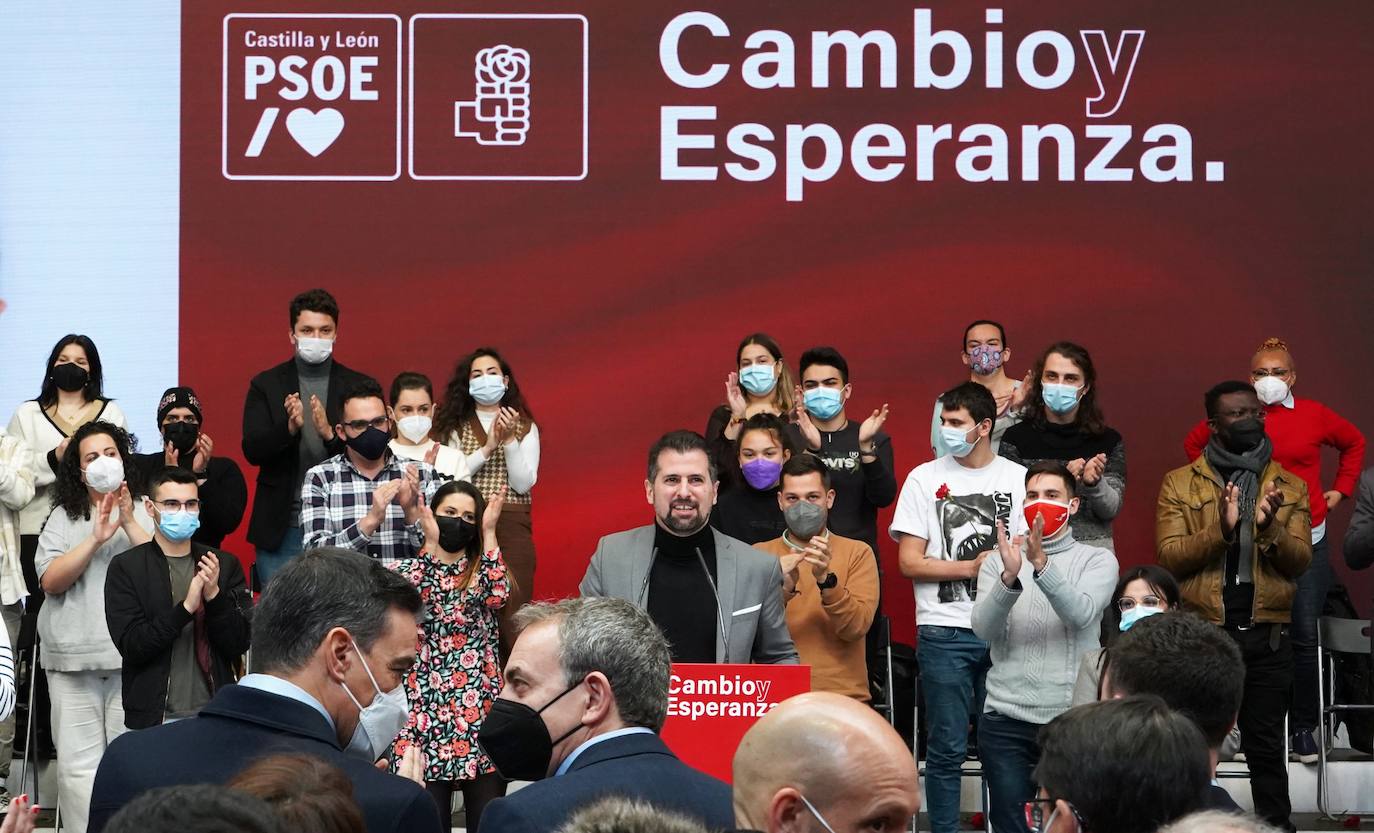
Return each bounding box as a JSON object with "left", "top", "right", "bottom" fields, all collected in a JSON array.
[{"left": 732, "top": 692, "right": 919, "bottom": 833}]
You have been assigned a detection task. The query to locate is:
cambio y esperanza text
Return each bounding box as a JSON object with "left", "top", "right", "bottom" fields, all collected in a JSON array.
[
  {"left": 659, "top": 9, "right": 1225, "bottom": 201},
  {"left": 667, "top": 673, "right": 780, "bottom": 721}
]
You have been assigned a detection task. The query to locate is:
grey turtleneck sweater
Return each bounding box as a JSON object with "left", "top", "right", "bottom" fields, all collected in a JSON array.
[
  {"left": 294, "top": 356, "right": 333, "bottom": 519},
  {"left": 971, "top": 529, "right": 1118, "bottom": 725}
]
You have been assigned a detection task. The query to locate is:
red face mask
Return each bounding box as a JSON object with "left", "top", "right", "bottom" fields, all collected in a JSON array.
[{"left": 1023, "top": 499, "right": 1072, "bottom": 538}]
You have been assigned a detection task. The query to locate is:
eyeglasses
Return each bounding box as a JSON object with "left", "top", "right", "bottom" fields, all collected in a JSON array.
[
  {"left": 343, "top": 417, "right": 390, "bottom": 432},
  {"left": 1024, "top": 799, "right": 1087, "bottom": 833},
  {"left": 1217, "top": 408, "right": 1267, "bottom": 421},
  {"left": 152, "top": 499, "right": 201, "bottom": 513},
  {"left": 1117, "top": 595, "right": 1163, "bottom": 612},
  {"left": 1251, "top": 368, "right": 1292, "bottom": 380}
]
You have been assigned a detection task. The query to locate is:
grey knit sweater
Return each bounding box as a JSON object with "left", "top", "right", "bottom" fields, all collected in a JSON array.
[{"left": 971, "top": 529, "right": 1118, "bottom": 725}]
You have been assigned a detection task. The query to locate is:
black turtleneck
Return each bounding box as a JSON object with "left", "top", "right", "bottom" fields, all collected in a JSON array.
[{"left": 647, "top": 523, "right": 718, "bottom": 663}]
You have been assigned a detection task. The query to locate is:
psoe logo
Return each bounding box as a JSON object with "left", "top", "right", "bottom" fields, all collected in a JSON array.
[{"left": 410, "top": 14, "right": 587, "bottom": 180}]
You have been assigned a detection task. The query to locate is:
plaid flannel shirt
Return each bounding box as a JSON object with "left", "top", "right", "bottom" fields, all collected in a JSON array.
[{"left": 301, "top": 452, "right": 445, "bottom": 566}]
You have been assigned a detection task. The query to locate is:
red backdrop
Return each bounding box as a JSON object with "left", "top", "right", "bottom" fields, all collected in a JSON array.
[{"left": 184, "top": 1, "right": 1374, "bottom": 641}]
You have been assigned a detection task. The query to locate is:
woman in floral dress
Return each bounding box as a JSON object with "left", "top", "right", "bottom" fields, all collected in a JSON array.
[{"left": 392, "top": 481, "right": 509, "bottom": 830}]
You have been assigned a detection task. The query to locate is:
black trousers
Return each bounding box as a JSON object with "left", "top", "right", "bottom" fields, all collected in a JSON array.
[{"left": 1226, "top": 624, "right": 1294, "bottom": 833}]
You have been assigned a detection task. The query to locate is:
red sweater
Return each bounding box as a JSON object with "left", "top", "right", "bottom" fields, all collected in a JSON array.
[{"left": 1183, "top": 396, "right": 1366, "bottom": 528}]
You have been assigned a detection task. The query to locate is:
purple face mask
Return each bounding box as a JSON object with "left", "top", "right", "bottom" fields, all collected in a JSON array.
[
  {"left": 741, "top": 458, "right": 783, "bottom": 490},
  {"left": 967, "top": 344, "right": 1005, "bottom": 376}
]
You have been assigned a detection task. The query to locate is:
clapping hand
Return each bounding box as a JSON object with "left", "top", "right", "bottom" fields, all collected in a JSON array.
[
  {"left": 191, "top": 433, "right": 213, "bottom": 474},
  {"left": 483, "top": 486, "right": 507, "bottom": 537},
  {"left": 726, "top": 372, "right": 747, "bottom": 418},
  {"left": 370, "top": 480, "right": 403, "bottom": 523},
  {"left": 309, "top": 395, "right": 331, "bottom": 438},
  {"left": 794, "top": 386, "right": 821, "bottom": 450},
  {"left": 285, "top": 393, "right": 305, "bottom": 434},
  {"left": 1066, "top": 458, "right": 1086, "bottom": 480},
  {"left": 92, "top": 492, "right": 120, "bottom": 543},
  {"left": 858, "top": 404, "right": 890, "bottom": 448},
  {"left": 779, "top": 551, "right": 804, "bottom": 597},
  {"left": 197, "top": 553, "right": 220, "bottom": 601},
  {"left": 1221, "top": 482, "right": 1242, "bottom": 538},
  {"left": 1081, "top": 453, "right": 1107, "bottom": 486},
  {"left": 1256, "top": 480, "right": 1282, "bottom": 530},
  {"left": 995, "top": 520, "right": 1025, "bottom": 588},
  {"left": 802, "top": 536, "right": 832, "bottom": 582}
]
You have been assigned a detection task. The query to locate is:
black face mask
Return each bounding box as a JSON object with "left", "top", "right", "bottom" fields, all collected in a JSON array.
[
  {"left": 345, "top": 426, "right": 391, "bottom": 461},
  {"left": 477, "top": 682, "right": 583, "bottom": 782},
  {"left": 51, "top": 363, "right": 89, "bottom": 393},
  {"left": 1223, "top": 417, "right": 1266, "bottom": 453},
  {"left": 436, "top": 516, "right": 478, "bottom": 554},
  {"left": 163, "top": 421, "right": 199, "bottom": 459}
]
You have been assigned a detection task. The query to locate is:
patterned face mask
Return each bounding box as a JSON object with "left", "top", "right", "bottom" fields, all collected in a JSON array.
[{"left": 967, "top": 344, "right": 1005, "bottom": 376}]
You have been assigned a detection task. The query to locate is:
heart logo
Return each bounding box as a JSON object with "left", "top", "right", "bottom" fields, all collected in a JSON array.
[{"left": 285, "top": 108, "right": 345, "bottom": 157}]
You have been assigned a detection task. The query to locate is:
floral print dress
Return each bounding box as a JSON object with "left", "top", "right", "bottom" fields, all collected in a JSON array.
[{"left": 391, "top": 547, "right": 509, "bottom": 782}]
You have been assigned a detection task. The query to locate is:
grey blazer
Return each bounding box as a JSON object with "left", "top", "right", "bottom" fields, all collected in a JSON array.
[{"left": 580, "top": 525, "right": 799, "bottom": 665}]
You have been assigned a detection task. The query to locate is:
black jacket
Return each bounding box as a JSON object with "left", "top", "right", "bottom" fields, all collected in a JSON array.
[
  {"left": 478, "top": 731, "right": 734, "bottom": 833},
  {"left": 131, "top": 453, "right": 248, "bottom": 547},
  {"left": 241, "top": 358, "right": 369, "bottom": 550},
  {"left": 89, "top": 683, "right": 444, "bottom": 833},
  {"left": 104, "top": 540, "right": 252, "bottom": 729}
]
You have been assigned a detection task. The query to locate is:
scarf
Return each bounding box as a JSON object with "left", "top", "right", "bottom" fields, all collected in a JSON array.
[{"left": 1203, "top": 436, "right": 1272, "bottom": 583}]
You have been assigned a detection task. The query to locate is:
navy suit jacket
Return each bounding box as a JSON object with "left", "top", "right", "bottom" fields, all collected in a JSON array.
[
  {"left": 88, "top": 683, "right": 442, "bottom": 833},
  {"left": 478, "top": 731, "right": 734, "bottom": 833}
]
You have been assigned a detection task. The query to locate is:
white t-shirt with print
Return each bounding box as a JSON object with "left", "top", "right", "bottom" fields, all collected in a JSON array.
[{"left": 890, "top": 454, "right": 1028, "bottom": 628}]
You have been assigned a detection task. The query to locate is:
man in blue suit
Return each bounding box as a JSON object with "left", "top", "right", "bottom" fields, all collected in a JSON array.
[
  {"left": 88, "top": 548, "right": 443, "bottom": 833},
  {"left": 477, "top": 597, "right": 733, "bottom": 833}
]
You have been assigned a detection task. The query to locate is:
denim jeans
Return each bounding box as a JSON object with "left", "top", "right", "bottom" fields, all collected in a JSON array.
[
  {"left": 918, "top": 625, "right": 990, "bottom": 833},
  {"left": 254, "top": 525, "right": 305, "bottom": 588},
  {"left": 1289, "top": 534, "right": 1330, "bottom": 731},
  {"left": 978, "top": 711, "right": 1040, "bottom": 833}
]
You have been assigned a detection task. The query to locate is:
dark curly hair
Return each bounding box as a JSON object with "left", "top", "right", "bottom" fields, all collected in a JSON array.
[
  {"left": 431, "top": 347, "right": 536, "bottom": 442},
  {"left": 1017, "top": 340, "right": 1108, "bottom": 435},
  {"left": 53, "top": 421, "right": 143, "bottom": 521}
]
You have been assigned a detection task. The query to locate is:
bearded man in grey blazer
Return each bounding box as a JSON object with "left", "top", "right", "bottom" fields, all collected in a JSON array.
[{"left": 580, "top": 430, "right": 798, "bottom": 665}]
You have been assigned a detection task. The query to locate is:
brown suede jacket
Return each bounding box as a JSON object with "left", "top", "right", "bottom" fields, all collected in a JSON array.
[{"left": 1156, "top": 455, "right": 1311, "bottom": 625}]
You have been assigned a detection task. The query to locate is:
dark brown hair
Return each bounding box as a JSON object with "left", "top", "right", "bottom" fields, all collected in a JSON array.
[
  {"left": 1018, "top": 340, "right": 1107, "bottom": 435},
  {"left": 228, "top": 754, "right": 366, "bottom": 833}
]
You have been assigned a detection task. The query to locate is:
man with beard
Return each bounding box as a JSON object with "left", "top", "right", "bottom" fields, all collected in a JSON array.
[
  {"left": 1157, "top": 380, "right": 1312, "bottom": 833},
  {"left": 580, "top": 430, "right": 797, "bottom": 664}
]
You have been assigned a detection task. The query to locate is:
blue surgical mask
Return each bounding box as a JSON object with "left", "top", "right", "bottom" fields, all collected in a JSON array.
[
  {"left": 738, "top": 364, "right": 778, "bottom": 397},
  {"left": 803, "top": 387, "right": 843, "bottom": 420},
  {"left": 469, "top": 374, "right": 507, "bottom": 406},
  {"left": 1042, "top": 383, "right": 1081, "bottom": 414},
  {"left": 940, "top": 425, "right": 980, "bottom": 458},
  {"left": 1119, "top": 606, "right": 1164, "bottom": 632},
  {"left": 157, "top": 509, "right": 201, "bottom": 542}
]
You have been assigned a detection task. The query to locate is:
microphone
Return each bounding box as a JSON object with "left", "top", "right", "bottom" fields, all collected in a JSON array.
[
  {"left": 694, "top": 547, "right": 730, "bottom": 661},
  {"left": 638, "top": 547, "right": 658, "bottom": 606}
]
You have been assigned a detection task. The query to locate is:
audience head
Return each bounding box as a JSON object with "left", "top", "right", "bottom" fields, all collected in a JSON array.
[
  {"left": 938, "top": 381, "right": 996, "bottom": 459},
  {"left": 388, "top": 371, "right": 436, "bottom": 444},
  {"left": 1159, "top": 811, "right": 1285, "bottom": 833},
  {"left": 1251, "top": 337, "right": 1296, "bottom": 405},
  {"left": 1033, "top": 695, "right": 1209, "bottom": 833},
  {"left": 962, "top": 319, "right": 1010, "bottom": 377},
  {"left": 1204, "top": 381, "right": 1267, "bottom": 454},
  {"left": 1109, "top": 564, "right": 1181, "bottom": 633},
  {"left": 433, "top": 346, "right": 536, "bottom": 440},
  {"left": 481, "top": 597, "right": 671, "bottom": 781},
  {"left": 778, "top": 455, "right": 835, "bottom": 540},
  {"left": 1104, "top": 612, "right": 1244, "bottom": 753},
  {"left": 646, "top": 430, "right": 717, "bottom": 536},
  {"left": 429, "top": 479, "right": 489, "bottom": 568},
  {"left": 289, "top": 288, "right": 340, "bottom": 364},
  {"left": 143, "top": 467, "right": 201, "bottom": 545},
  {"left": 1022, "top": 341, "right": 1105, "bottom": 433},
  {"left": 557, "top": 797, "right": 710, "bottom": 833},
  {"left": 56, "top": 420, "right": 141, "bottom": 518},
  {"left": 104, "top": 784, "right": 282, "bottom": 833},
  {"left": 1022, "top": 461, "right": 1079, "bottom": 541},
  {"left": 738, "top": 413, "right": 794, "bottom": 491},
  {"left": 735, "top": 333, "right": 795, "bottom": 414},
  {"left": 155, "top": 386, "right": 204, "bottom": 462},
  {"left": 335, "top": 377, "right": 390, "bottom": 463},
  {"left": 249, "top": 547, "right": 421, "bottom": 761},
  {"left": 229, "top": 753, "right": 367, "bottom": 833},
  {"left": 733, "top": 692, "right": 919, "bottom": 833},
  {"left": 39, "top": 333, "right": 105, "bottom": 406},
  {"left": 798, "top": 346, "right": 850, "bottom": 422}
]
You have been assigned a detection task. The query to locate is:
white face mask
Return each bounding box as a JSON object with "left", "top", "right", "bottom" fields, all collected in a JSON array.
[
  {"left": 1254, "top": 376, "right": 1289, "bottom": 406},
  {"left": 295, "top": 336, "right": 334, "bottom": 364},
  {"left": 83, "top": 454, "right": 125, "bottom": 494},
  {"left": 396, "top": 415, "right": 432, "bottom": 444},
  {"left": 340, "top": 639, "right": 409, "bottom": 762}
]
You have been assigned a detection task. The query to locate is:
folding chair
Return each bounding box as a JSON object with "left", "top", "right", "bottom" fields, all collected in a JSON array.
[
  {"left": 870, "top": 615, "right": 896, "bottom": 728},
  {"left": 1316, "top": 616, "right": 1374, "bottom": 816}
]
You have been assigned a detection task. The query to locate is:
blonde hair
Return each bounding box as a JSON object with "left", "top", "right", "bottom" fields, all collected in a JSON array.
[{"left": 1253, "top": 337, "right": 1295, "bottom": 369}]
